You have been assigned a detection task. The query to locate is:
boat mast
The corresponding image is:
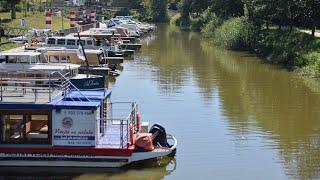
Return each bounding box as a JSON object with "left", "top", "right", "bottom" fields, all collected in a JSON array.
[{"left": 77, "top": 32, "right": 90, "bottom": 78}]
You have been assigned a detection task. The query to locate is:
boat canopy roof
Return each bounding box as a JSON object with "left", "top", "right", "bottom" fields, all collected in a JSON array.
[
  {"left": 0, "top": 63, "right": 80, "bottom": 72},
  {"left": 65, "top": 89, "right": 111, "bottom": 101},
  {"left": 50, "top": 89, "right": 111, "bottom": 109},
  {"left": 48, "top": 36, "right": 93, "bottom": 40},
  {"left": 0, "top": 51, "right": 41, "bottom": 57},
  {"left": 51, "top": 100, "right": 101, "bottom": 110},
  {"left": 37, "top": 47, "right": 103, "bottom": 54}
]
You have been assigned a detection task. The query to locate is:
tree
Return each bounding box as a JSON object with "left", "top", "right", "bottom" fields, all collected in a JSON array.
[
  {"left": 142, "top": 0, "right": 168, "bottom": 22},
  {"left": 302, "top": 0, "right": 320, "bottom": 37},
  {"left": 179, "top": 0, "right": 191, "bottom": 27},
  {"left": 4, "top": 0, "right": 21, "bottom": 19}
]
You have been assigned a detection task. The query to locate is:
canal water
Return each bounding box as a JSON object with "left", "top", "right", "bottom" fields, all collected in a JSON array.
[
  {"left": 77, "top": 24, "right": 320, "bottom": 179},
  {"left": 5, "top": 24, "right": 320, "bottom": 179}
]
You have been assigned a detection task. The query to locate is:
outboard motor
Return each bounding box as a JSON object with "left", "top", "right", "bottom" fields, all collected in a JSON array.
[
  {"left": 108, "top": 64, "right": 117, "bottom": 71},
  {"left": 149, "top": 124, "right": 170, "bottom": 148}
]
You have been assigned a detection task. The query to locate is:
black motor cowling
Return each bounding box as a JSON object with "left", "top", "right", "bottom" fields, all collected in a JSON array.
[
  {"left": 108, "top": 64, "right": 117, "bottom": 71},
  {"left": 149, "top": 124, "right": 170, "bottom": 148}
]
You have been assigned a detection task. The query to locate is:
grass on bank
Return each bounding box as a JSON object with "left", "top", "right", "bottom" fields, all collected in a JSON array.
[
  {"left": 0, "top": 11, "right": 70, "bottom": 51},
  {"left": 0, "top": 11, "right": 70, "bottom": 32},
  {"left": 201, "top": 17, "right": 320, "bottom": 78},
  {"left": 0, "top": 37, "right": 22, "bottom": 51}
]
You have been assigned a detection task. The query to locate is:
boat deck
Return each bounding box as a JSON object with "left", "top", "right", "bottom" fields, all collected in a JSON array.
[
  {"left": 97, "top": 120, "right": 129, "bottom": 149},
  {"left": 0, "top": 87, "right": 61, "bottom": 104}
]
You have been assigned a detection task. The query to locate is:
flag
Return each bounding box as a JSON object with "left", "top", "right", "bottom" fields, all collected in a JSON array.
[
  {"left": 77, "top": 45, "right": 86, "bottom": 61},
  {"left": 107, "top": 20, "right": 116, "bottom": 28}
]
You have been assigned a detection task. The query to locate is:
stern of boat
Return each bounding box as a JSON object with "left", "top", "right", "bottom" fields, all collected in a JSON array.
[{"left": 129, "top": 123, "right": 177, "bottom": 163}]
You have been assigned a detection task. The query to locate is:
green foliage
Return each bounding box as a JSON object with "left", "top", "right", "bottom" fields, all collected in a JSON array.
[
  {"left": 0, "top": 11, "right": 70, "bottom": 31},
  {"left": 142, "top": 0, "right": 169, "bottom": 22},
  {"left": 115, "top": 8, "right": 131, "bottom": 16},
  {"left": 0, "top": 38, "right": 22, "bottom": 51},
  {"left": 170, "top": 13, "right": 181, "bottom": 26},
  {"left": 101, "top": 9, "right": 115, "bottom": 20},
  {"left": 201, "top": 14, "right": 223, "bottom": 39},
  {"left": 254, "top": 29, "right": 320, "bottom": 69},
  {"left": 178, "top": 0, "right": 190, "bottom": 28},
  {"left": 209, "top": 17, "right": 252, "bottom": 50},
  {"left": 168, "top": 0, "right": 179, "bottom": 10}
]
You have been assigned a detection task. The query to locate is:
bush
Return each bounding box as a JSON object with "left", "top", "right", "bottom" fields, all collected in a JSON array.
[
  {"left": 170, "top": 13, "right": 181, "bottom": 26},
  {"left": 190, "top": 18, "right": 203, "bottom": 31},
  {"left": 211, "top": 17, "right": 252, "bottom": 49},
  {"left": 201, "top": 13, "right": 223, "bottom": 38},
  {"left": 101, "top": 9, "right": 115, "bottom": 20},
  {"left": 254, "top": 29, "right": 320, "bottom": 69}
]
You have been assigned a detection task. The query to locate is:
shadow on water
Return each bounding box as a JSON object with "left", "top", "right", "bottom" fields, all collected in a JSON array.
[
  {"left": 198, "top": 34, "right": 320, "bottom": 179},
  {"left": 0, "top": 157, "right": 176, "bottom": 180},
  {"left": 139, "top": 24, "right": 320, "bottom": 179}
]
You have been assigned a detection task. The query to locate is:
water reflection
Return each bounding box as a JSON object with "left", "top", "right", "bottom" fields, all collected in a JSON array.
[
  {"left": 200, "top": 44, "right": 320, "bottom": 179},
  {"left": 75, "top": 158, "right": 176, "bottom": 180},
  {"left": 138, "top": 24, "right": 320, "bottom": 179},
  {"left": 0, "top": 157, "right": 176, "bottom": 180},
  {"left": 200, "top": 39, "right": 320, "bottom": 179},
  {"left": 4, "top": 24, "right": 320, "bottom": 179}
]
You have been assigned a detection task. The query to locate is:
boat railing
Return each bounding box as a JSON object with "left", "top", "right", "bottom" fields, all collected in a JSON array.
[
  {"left": 98, "top": 118, "right": 129, "bottom": 149},
  {"left": 0, "top": 71, "right": 65, "bottom": 103},
  {"left": 50, "top": 71, "right": 91, "bottom": 102},
  {"left": 0, "top": 70, "right": 90, "bottom": 103},
  {"left": 98, "top": 102, "right": 138, "bottom": 148},
  {"left": 107, "top": 102, "right": 138, "bottom": 131}
]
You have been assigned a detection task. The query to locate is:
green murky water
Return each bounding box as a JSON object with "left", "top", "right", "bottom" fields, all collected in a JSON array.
[{"left": 6, "top": 24, "right": 320, "bottom": 180}]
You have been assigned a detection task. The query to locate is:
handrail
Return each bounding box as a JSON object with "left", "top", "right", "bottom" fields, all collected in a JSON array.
[
  {"left": 50, "top": 71, "right": 92, "bottom": 103},
  {"left": 97, "top": 118, "right": 129, "bottom": 148}
]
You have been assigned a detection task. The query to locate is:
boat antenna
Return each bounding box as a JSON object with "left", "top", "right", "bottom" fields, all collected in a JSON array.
[{"left": 77, "top": 31, "right": 90, "bottom": 78}]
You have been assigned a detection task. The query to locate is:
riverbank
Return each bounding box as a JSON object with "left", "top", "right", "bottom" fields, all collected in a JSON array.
[
  {"left": 200, "top": 17, "right": 320, "bottom": 78},
  {"left": 0, "top": 38, "right": 21, "bottom": 51},
  {"left": 0, "top": 12, "right": 70, "bottom": 51},
  {"left": 0, "top": 12, "right": 70, "bottom": 31}
]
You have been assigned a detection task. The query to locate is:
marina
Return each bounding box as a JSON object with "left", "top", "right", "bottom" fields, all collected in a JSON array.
[
  {"left": 0, "top": 9, "right": 177, "bottom": 173},
  {"left": 1, "top": 0, "right": 320, "bottom": 179}
]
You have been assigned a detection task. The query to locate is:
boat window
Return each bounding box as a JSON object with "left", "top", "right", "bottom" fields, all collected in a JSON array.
[
  {"left": 26, "top": 115, "right": 49, "bottom": 141},
  {"left": 47, "top": 38, "right": 56, "bottom": 45},
  {"left": 57, "top": 39, "right": 66, "bottom": 45},
  {"left": 77, "top": 40, "right": 86, "bottom": 46},
  {"left": 49, "top": 56, "right": 60, "bottom": 63},
  {"left": 0, "top": 111, "right": 51, "bottom": 144},
  {"left": 61, "top": 56, "right": 71, "bottom": 63},
  {"left": 67, "top": 39, "right": 76, "bottom": 45},
  {"left": 86, "top": 40, "right": 93, "bottom": 46},
  {"left": 2, "top": 115, "right": 24, "bottom": 141}
]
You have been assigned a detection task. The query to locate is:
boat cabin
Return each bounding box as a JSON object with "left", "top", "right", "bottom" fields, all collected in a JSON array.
[
  {"left": 0, "top": 51, "right": 42, "bottom": 64},
  {"left": 46, "top": 37, "right": 96, "bottom": 49},
  {"left": 37, "top": 47, "right": 106, "bottom": 66},
  {"left": 43, "top": 36, "right": 122, "bottom": 52},
  {"left": 0, "top": 83, "right": 135, "bottom": 149},
  {"left": 0, "top": 51, "right": 80, "bottom": 77}
]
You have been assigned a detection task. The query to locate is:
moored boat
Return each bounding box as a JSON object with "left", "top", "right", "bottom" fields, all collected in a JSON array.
[{"left": 0, "top": 77, "right": 177, "bottom": 168}]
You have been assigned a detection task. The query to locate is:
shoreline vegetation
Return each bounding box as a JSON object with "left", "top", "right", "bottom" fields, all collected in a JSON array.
[
  {"left": 168, "top": 0, "right": 320, "bottom": 79},
  {"left": 1, "top": 0, "right": 319, "bottom": 79},
  {"left": 104, "top": 0, "right": 320, "bottom": 79}
]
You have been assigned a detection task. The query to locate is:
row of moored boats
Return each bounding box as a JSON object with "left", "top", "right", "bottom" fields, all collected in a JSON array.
[{"left": 0, "top": 16, "right": 177, "bottom": 168}]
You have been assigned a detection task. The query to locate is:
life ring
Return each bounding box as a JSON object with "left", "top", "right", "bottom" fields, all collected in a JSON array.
[
  {"left": 136, "top": 112, "right": 141, "bottom": 132},
  {"left": 129, "top": 123, "right": 134, "bottom": 145}
]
